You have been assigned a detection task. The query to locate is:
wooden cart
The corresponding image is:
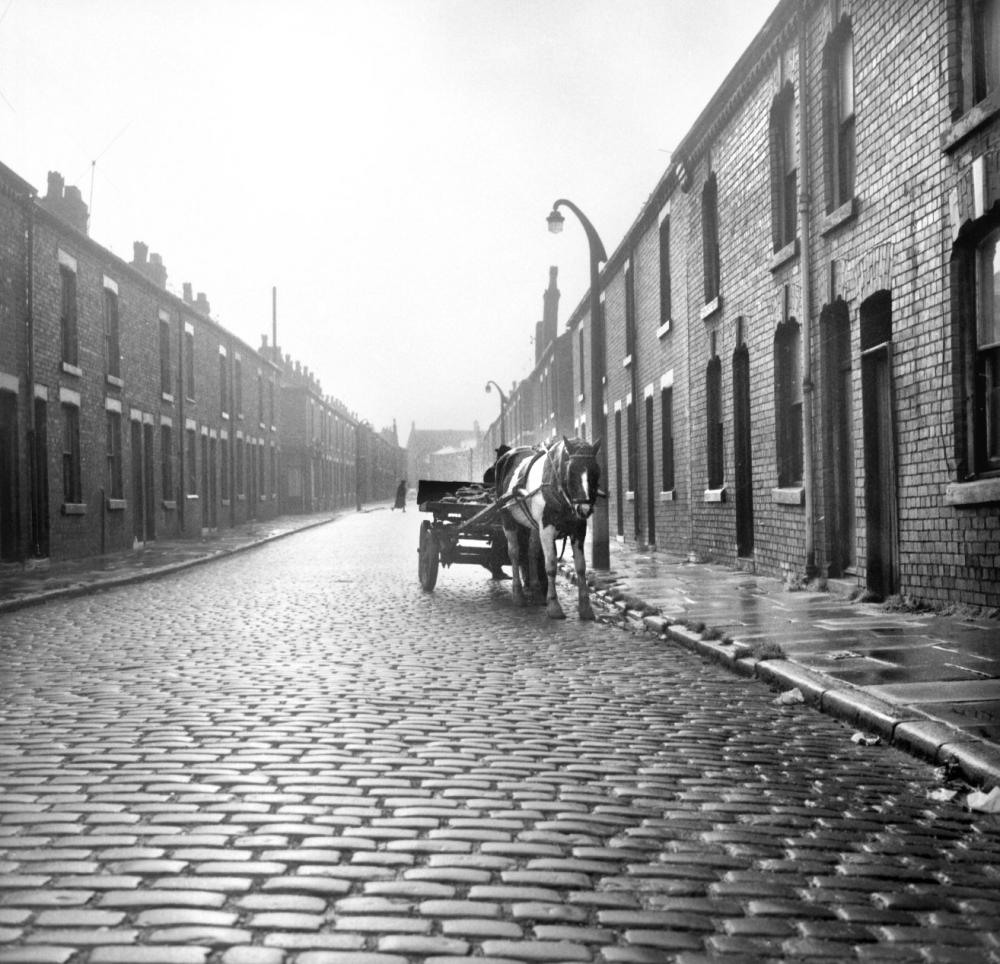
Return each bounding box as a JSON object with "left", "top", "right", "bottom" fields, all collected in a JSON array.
[{"left": 416, "top": 480, "right": 510, "bottom": 592}]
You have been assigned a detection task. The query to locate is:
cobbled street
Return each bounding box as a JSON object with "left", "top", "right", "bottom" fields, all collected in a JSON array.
[{"left": 1, "top": 510, "right": 999, "bottom": 964}]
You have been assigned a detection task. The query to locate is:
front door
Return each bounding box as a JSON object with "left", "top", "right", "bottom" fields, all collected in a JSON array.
[
  {"left": 733, "top": 345, "right": 754, "bottom": 558},
  {"left": 143, "top": 423, "right": 156, "bottom": 541},
  {"left": 0, "top": 392, "right": 18, "bottom": 561},
  {"left": 645, "top": 394, "right": 656, "bottom": 545},
  {"left": 860, "top": 292, "right": 898, "bottom": 599},
  {"left": 822, "top": 301, "right": 855, "bottom": 576},
  {"left": 131, "top": 419, "right": 144, "bottom": 544}
]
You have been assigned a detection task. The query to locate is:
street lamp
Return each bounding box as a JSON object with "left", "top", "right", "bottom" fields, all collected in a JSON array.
[
  {"left": 547, "top": 197, "right": 610, "bottom": 570},
  {"left": 484, "top": 379, "right": 507, "bottom": 445}
]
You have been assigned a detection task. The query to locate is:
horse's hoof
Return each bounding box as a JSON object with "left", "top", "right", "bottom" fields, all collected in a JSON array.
[
  {"left": 579, "top": 606, "right": 596, "bottom": 621},
  {"left": 546, "top": 603, "right": 567, "bottom": 620}
]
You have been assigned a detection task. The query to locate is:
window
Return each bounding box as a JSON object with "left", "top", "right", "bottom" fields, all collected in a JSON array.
[
  {"left": 236, "top": 437, "right": 245, "bottom": 496},
  {"left": 824, "top": 17, "right": 855, "bottom": 212},
  {"left": 774, "top": 320, "right": 804, "bottom": 486},
  {"left": 258, "top": 373, "right": 264, "bottom": 425},
  {"left": 957, "top": 225, "right": 1000, "bottom": 477},
  {"left": 184, "top": 328, "right": 195, "bottom": 399},
  {"left": 219, "top": 352, "right": 229, "bottom": 416},
  {"left": 270, "top": 445, "right": 277, "bottom": 495},
  {"left": 61, "top": 404, "right": 81, "bottom": 504},
  {"left": 268, "top": 379, "right": 275, "bottom": 427},
  {"left": 658, "top": 216, "right": 672, "bottom": 325},
  {"left": 578, "top": 327, "right": 585, "bottom": 395},
  {"left": 221, "top": 437, "right": 230, "bottom": 500},
  {"left": 701, "top": 174, "right": 720, "bottom": 303},
  {"left": 106, "top": 410, "right": 123, "bottom": 499},
  {"left": 624, "top": 258, "right": 636, "bottom": 360},
  {"left": 186, "top": 427, "right": 198, "bottom": 495},
  {"left": 661, "top": 386, "right": 674, "bottom": 492},
  {"left": 159, "top": 317, "right": 171, "bottom": 395},
  {"left": 706, "top": 357, "right": 724, "bottom": 489},
  {"left": 770, "top": 84, "right": 797, "bottom": 251},
  {"left": 234, "top": 357, "right": 243, "bottom": 415},
  {"left": 974, "top": 0, "right": 1000, "bottom": 104},
  {"left": 104, "top": 288, "right": 121, "bottom": 379},
  {"left": 161, "top": 425, "right": 173, "bottom": 501},
  {"left": 60, "top": 266, "right": 78, "bottom": 366}
]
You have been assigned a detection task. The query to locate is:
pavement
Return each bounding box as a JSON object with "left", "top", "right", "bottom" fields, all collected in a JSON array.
[{"left": 1, "top": 508, "right": 999, "bottom": 794}]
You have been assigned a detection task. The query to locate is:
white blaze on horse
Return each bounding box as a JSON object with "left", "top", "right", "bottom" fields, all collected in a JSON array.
[{"left": 493, "top": 436, "right": 603, "bottom": 620}]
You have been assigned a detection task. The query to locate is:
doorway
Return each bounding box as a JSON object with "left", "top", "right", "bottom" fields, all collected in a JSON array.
[
  {"left": 821, "top": 300, "right": 855, "bottom": 576},
  {"left": 732, "top": 345, "right": 754, "bottom": 558},
  {"left": 860, "top": 291, "right": 898, "bottom": 599},
  {"left": 645, "top": 394, "right": 656, "bottom": 545}
]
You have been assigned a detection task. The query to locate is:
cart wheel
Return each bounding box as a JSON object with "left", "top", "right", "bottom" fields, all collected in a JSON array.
[{"left": 418, "top": 520, "right": 439, "bottom": 592}]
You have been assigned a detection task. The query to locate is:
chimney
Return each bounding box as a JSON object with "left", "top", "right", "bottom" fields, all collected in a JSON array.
[
  {"left": 39, "top": 171, "right": 88, "bottom": 235},
  {"left": 194, "top": 292, "right": 210, "bottom": 315},
  {"left": 182, "top": 282, "right": 193, "bottom": 304},
  {"left": 147, "top": 253, "right": 167, "bottom": 288},
  {"left": 542, "top": 265, "right": 560, "bottom": 352},
  {"left": 132, "top": 241, "right": 148, "bottom": 265}
]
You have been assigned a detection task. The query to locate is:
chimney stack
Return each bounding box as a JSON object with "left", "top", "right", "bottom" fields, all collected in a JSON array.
[
  {"left": 194, "top": 292, "right": 210, "bottom": 316},
  {"left": 39, "top": 171, "right": 89, "bottom": 235},
  {"left": 182, "top": 282, "right": 193, "bottom": 304}
]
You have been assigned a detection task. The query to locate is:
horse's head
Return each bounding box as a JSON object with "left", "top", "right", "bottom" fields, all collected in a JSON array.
[{"left": 558, "top": 436, "right": 602, "bottom": 520}]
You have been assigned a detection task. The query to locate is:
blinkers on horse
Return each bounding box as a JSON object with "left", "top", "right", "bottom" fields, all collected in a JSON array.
[{"left": 493, "top": 436, "right": 603, "bottom": 620}]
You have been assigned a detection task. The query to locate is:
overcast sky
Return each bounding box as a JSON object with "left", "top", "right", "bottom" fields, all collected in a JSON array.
[{"left": 2, "top": 0, "right": 776, "bottom": 438}]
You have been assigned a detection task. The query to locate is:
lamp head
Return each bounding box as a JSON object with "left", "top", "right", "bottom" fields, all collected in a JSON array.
[
  {"left": 484, "top": 382, "right": 492, "bottom": 394},
  {"left": 546, "top": 208, "right": 565, "bottom": 234}
]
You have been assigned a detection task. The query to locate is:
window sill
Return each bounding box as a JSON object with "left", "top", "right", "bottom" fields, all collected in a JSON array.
[
  {"left": 106, "top": 374, "right": 124, "bottom": 389},
  {"left": 625, "top": 490, "right": 635, "bottom": 502},
  {"left": 61, "top": 362, "right": 82, "bottom": 377},
  {"left": 659, "top": 489, "right": 675, "bottom": 502},
  {"left": 106, "top": 498, "right": 127, "bottom": 511},
  {"left": 61, "top": 503, "right": 87, "bottom": 516},
  {"left": 942, "top": 92, "right": 1000, "bottom": 153},
  {"left": 819, "top": 197, "right": 857, "bottom": 236},
  {"left": 186, "top": 493, "right": 199, "bottom": 502},
  {"left": 944, "top": 476, "right": 1000, "bottom": 506},
  {"left": 700, "top": 296, "right": 722, "bottom": 321},
  {"left": 772, "top": 485, "right": 804, "bottom": 505},
  {"left": 237, "top": 494, "right": 246, "bottom": 503},
  {"left": 769, "top": 238, "right": 799, "bottom": 272},
  {"left": 161, "top": 392, "right": 174, "bottom": 404},
  {"left": 221, "top": 412, "right": 230, "bottom": 421},
  {"left": 162, "top": 500, "right": 177, "bottom": 511},
  {"left": 221, "top": 498, "right": 231, "bottom": 507},
  {"left": 577, "top": 393, "right": 585, "bottom": 404},
  {"left": 703, "top": 487, "right": 726, "bottom": 503},
  {"left": 657, "top": 320, "right": 671, "bottom": 339},
  {"left": 622, "top": 354, "right": 633, "bottom": 369}
]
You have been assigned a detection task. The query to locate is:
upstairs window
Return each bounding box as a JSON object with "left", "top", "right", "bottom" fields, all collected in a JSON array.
[
  {"left": 60, "top": 265, "right": 78, "bottom": 367},
  {"left": 661, "top": 386, "right": 675, "bottom": 492},
  {"left": 234, "top": 356, "right": 243, "bottom": 415},
  {"left": 219, "top": 351, "right": 229, "bottom": 416},
  {"left": 770, "top": 84, "right": 797, "bottom": 251},
  {"left": 976, "top": 230, "right": 1000, "bottom": 472},
  {"left": 104, "top": 286, "right": 121, "bottom": 379},
  {"left": 624, "top": 258, "right": 636, "bottom": 359},
  {"left": 824, "top": 17, "right": 855, "bottom": 212},
  {"left": 974, "top": 0, "right": 1000, "bottom": 104},
  {"left": 774, "top": 319, "right": 804, "bottom": 486},
  {"left": 701, "top": 174, "right": 720, "bottom": 303},
  {"left": 658, "top": 216, "right": 672, "bottom": 325},
  {"left": 184, "top": 328, "right": 195, "bottom": 399},
  {"left": 159, "top": 316, "right": 171, "bottom": 396}
]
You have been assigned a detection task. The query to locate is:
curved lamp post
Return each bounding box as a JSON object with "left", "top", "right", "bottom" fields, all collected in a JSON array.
[
  {"left": 547, "top": 198, "right": 609, "bottom": 570},
  {"left": 484, "top": 379, "right": 507, "bottom": 445}
]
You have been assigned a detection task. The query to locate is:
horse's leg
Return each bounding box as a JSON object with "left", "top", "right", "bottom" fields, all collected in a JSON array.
[
  {"left": 503, "top": 516, "right": 526, "bottom": 607},
  {"left": 539, "top": 525, "right": 565, "bottom": 619},
  {"left": 572, "top": 532, "right": 595, "bottom": 621},
  {"left": 526, "top": 527, "right": 544, "bottom": 604}
]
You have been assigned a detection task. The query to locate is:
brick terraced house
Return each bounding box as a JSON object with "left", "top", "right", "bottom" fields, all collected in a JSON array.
[
  {"left": 477, "top": 0, "right": 1000, "bottom": 611},
  {"left": 0, "top": 162, "right": 402, "bottom": 567}
]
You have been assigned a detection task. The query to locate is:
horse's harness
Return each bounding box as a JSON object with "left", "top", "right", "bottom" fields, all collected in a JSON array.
[{"left": 504, "top": 442, "right": 600, "bottom": 530}]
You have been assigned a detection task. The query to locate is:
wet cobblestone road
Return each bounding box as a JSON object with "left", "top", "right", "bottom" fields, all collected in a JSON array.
[{"left": 1, "top": 510, "right": 999, "bottom": 963}]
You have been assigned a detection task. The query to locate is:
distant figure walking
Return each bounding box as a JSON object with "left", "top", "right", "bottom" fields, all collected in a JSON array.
[{"left": 393, "top": 479, "right": 407, "bottom": 512}]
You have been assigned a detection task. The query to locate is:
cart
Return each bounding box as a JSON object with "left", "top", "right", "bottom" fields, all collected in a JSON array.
[{"left": 416, "top": 479, "right": 510, "bottom": 592}]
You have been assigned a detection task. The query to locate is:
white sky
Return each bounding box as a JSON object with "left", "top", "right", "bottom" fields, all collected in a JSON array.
[{"left": 2, "top": 0, "right": 776, "bottom": 437}]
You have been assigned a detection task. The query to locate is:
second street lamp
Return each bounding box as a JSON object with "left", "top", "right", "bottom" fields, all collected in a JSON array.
[
  {"left": 547, "top": 197, "right": 610, "bottom": 570},
  {"left": 484, "top": 380, "right": 507, "bottom": 445}
]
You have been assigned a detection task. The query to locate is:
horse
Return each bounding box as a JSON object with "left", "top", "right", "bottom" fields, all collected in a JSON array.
[{"left": 493, "top": 436, "right": 603, "bottom": 620}]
